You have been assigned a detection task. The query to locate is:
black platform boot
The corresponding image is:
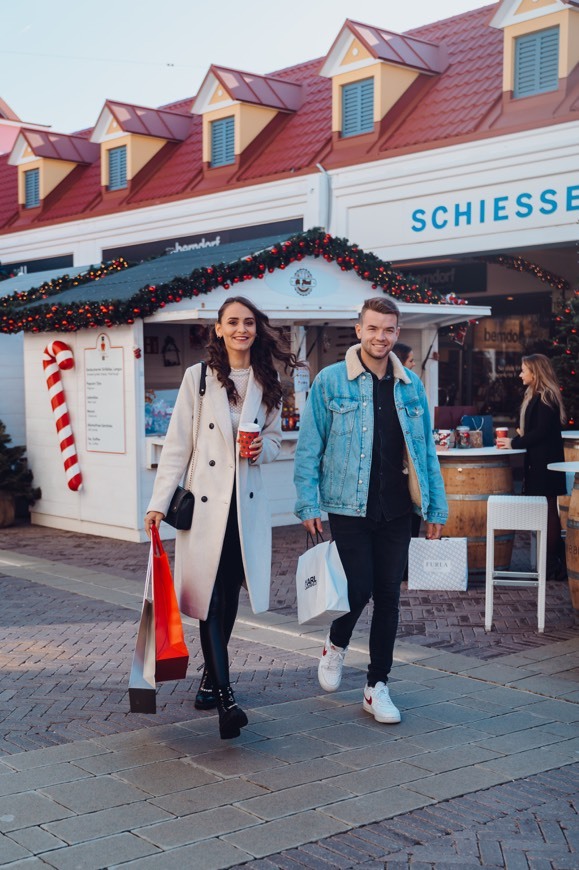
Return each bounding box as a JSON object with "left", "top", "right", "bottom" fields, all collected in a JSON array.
[
  {"left": 194, "top": 666, "right": 217, "bottom": 710},
  {"left": 215, "top": 685, "right": 248, "bottom": 740}
]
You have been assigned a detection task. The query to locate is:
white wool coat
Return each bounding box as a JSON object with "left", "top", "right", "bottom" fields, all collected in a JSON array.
[{"left": 147, "top": 363, "right": 282, "bottom": 620}]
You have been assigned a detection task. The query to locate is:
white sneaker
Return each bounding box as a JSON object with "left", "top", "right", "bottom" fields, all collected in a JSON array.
[
  {"left": 318, "top": 634, "right": 347, "bottom": 692},
  {"left": 363, "top": 682, "right": 401, "bottom": 723}
]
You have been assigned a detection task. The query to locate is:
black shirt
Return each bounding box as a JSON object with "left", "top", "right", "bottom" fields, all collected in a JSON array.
[{"left": 362, "top": 355, "right": 412, "bottom": 522}]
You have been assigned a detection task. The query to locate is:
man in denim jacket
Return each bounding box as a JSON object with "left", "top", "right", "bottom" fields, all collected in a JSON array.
[{"left": 294, "top": 297, "right": 447, "bottom": 723}]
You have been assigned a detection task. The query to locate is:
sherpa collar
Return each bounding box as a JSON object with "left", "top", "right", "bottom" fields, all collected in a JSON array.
[{"left": 345, "top": 344, "right": 411, "bottom": 384}]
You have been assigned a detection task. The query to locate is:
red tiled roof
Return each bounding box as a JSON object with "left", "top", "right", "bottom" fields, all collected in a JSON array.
[
  {"left": 17, "top": 129, "right": 99, "bottom": 163},
  {"left": 105, "top": 101, "right": 193, "bottom": 140},
  {"left": 1, "top": 2, "right": 578, "bottom": 235},
  {"left": 203, "top": 66, "right": 303, "bottom": 112}
]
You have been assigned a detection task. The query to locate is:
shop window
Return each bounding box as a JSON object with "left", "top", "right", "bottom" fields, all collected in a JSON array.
[
  {"left": 514, "top": 27, "right": 559, "bottom": 98},
  {"left": 24, "top": 168, "right": 40, "bottom": 208},
  {"left": 211, "top": 116, "right": 235, "bottom": 167},
  {"left": 108, "top": 145, "right": 127, "bottom": 190},
  {"left": 342, "top": 78, "right": 374, "bottom": 137}
]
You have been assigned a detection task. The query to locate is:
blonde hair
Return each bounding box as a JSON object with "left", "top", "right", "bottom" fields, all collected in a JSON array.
[{"left": 519, "top": 354, "right": 566, "bottom": 433}]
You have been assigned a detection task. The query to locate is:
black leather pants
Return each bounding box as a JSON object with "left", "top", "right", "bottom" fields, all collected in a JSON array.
[{"left": 198, "top": 496, "right": 244, "bottom": 688}]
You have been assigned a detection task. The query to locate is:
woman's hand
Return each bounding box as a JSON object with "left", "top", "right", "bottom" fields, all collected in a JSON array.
[
  {"left": 144, "top": 511, "right": 164, "bottom": 537},
  {"left": 496, "top": 437, "right": 512, "bottom": 449},
  {"left": 247, "top": 435, "right": 263, "bottom": 462}
]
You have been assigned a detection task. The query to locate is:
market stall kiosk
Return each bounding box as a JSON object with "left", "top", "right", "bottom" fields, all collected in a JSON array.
[{"left": 20, "top": 234, "right": 491, "bottom": 541}]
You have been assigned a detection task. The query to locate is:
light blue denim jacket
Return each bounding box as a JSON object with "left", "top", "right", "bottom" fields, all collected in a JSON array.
[{"left": 294, "top": 345, "right": 448, "bottom": 524}]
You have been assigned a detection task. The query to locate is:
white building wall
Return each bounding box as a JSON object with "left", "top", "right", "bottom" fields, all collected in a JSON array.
[{"left": 0, "top": 333, "right": 26, "bottom": 445}]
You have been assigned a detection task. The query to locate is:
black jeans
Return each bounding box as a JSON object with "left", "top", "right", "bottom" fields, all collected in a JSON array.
[
  {"left": 328, "top": 511, "right": 412, "bottom": 686},
  {"left": 199, "top": 497, "right": 244, "bottom": 689}
]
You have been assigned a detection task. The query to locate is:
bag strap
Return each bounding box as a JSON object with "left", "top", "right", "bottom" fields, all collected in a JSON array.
[
  {"left": 150, "top": 522, "right": 165, "bottom": 558},
  {"left": 305, "top": 530, "right": 324, "bottom": 549},
  {"left": 186, "top": 362, "right": 207, "bottom": 491}
]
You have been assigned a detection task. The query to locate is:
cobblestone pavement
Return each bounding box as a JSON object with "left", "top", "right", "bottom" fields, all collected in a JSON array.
[
  {"left": 1, "top": 521, "right": 577, "bottom": 661},
  {"left": 0, "top": 521, "right": 577, "bottom": 868}
]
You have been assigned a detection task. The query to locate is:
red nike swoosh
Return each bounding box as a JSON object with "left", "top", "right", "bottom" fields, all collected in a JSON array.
[{"left": 365, "top": 695, "right": 372, "bottom": 704}]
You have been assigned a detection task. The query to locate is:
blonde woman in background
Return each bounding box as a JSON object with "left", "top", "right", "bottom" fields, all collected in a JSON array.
[{"left": 497, "top": 354, "right": 567, "bottom": 581}]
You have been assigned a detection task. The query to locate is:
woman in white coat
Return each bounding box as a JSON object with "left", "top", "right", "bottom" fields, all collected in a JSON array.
[{"left": 145, "top": 297, "right": 301, "bottom": 738}]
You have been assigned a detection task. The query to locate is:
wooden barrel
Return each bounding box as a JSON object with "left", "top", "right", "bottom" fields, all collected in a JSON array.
[
  {"left": 440, "top": 455, "right": 514, "bottom": 576},
  {"left": 559, "top": 436, "right": 579, "bottom": 532},
  {"left": 565, "top": 472, "right": 579, "bottom": 611}
]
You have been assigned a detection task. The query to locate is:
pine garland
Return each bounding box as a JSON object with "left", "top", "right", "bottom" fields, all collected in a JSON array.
[{"left": 0, "top": 230, "right": 469, "bottom": 335}]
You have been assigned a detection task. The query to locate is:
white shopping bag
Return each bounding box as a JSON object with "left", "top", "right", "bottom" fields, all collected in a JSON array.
[
  {"left": 296, "top": 538, "right": 350, "bottom": 625},
  {"left": 408, "top": 537, "right": 468, "bottom": 591}
]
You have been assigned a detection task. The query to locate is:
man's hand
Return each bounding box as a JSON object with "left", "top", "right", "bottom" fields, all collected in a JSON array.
[
  {"left": 303, "top": 517, "right": 323, "bottom": 536},
  {"left": 425, "top": 522, "right": 444, "bottom": 540}
]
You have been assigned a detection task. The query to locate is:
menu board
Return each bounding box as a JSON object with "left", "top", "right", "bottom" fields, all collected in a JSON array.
[{"left": 84, "top": 333, "right": 126, "bottom": 453}]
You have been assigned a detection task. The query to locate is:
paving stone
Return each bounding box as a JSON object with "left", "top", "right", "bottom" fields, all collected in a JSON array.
[
  {"left": 238, "top": 781, "right": 355, "bottom": 821},
  {"left": 410, "top": 725, "right": 492, "bottom": 752},
  {"left": 111, "top": 837, "right": 253, "bottom": 869},
  {"left": 404, "top": 766, "right": 510, "bottom": 801},
  {"left": 0, "top": 792, "right": 73, "bottom": 832},
  {"left": 70, "top": 742, "right": 181, "bottom": 775},
  {"left": 0, "top": 832, "right": 32, "bottom": 863},
  {"left": 138, "top": 805, "right": 260, "bottom": 848},
  {"left": 152, "top": 778, "right": 267, "bottom": 816},
  {"left": 177, "top": 746, "right": 285, "bottom": 778},
  {"left": 0, "top": 764, "right": 92, "bottom": 797},
  {"left": 320, "top": 785, "right": 434, "bottom": 826},
  {"left": 44, "top": 800, "right": 174, "bottom": 845},
  {"left": 246, "top": 733, "right": 341, "bottom": 763},
  {"left": 408, "top": 744, "right": 502, "bottom": 773},
  {"left": 223, "top": 811, "right": 350, "bottom": 859},
  {"left": 475, "top": 726, "right": 571, "bottom": 755},
  {"left": 245, "top": 758, "right": 350, "bottom": 791},
  {"left": 330, "top": 762, "right": 428, "bottom": 796},
  {"left": 40, "top": 775, "right": 150, "bottom": 813},
  {"left": 2, "top": 741, "right": 105, "bottom": 772},
  {"left": 330, "top": 739, "right": 426, "bottom": 771},
  {"left": 477, "top": 748, "right": 577, "bottom": 779},
  {"left": 113, "top": 757, "right": 219, "bottom": 795},
  {"left": 36, "top": 832, "right": 159, "bottom": 869},
  {"left": 6, "top": 826, "right": 66, "bottom": 855}
]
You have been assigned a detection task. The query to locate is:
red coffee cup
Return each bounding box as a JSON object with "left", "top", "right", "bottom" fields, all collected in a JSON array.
[
  {"left": 238, "top": 422, "right": 260, "bottom": 458},
  {"left": 496, "top": 427, "right": 508, "bottom": 439}
]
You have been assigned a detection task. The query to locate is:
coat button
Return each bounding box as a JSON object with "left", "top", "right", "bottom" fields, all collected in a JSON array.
[
  {"left": 249, "top": 492, "right": 254, "bottom": 498},
  {"left": 201, "top": 496, "right": 208, "bottom": 502},
  {"left": 209, "top": 423, "right": 214, "bottom": 429},
  {"left": 209, "top": 460, "right": 215, "bottom": 466}
]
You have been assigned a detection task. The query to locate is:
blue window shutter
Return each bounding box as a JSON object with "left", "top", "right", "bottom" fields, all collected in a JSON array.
[
  {"left": 342, "top": 78, "right": 374, "bottom": 138},
  {"left": 108, "top": 146, "right": 127, "bottom": 190},
  {"left": 211, "top": 117, "right": 235, "bottom": 167},
  {"left": 24, "top": 168, "right": 40, "bottom": 208},
  {"left": 514, "top": 27, "right": 559, "bottom": 98}
]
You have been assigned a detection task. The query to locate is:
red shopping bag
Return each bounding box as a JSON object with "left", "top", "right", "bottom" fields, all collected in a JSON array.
[{"left": 150, "top": 524, "right": 189, "bottom": 682}]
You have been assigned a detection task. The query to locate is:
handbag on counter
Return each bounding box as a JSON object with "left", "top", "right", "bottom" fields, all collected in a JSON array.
[
  {"left": 296, "top": 533, "right": 350, "bottom": 625},
  {"left": 163, "top": 362, "right": 207, "bottom": 530},
  {"left": 460, "top": 414, "right": 494, "bottom": 447},
  {"left": 408, "top": 537, "right": 468, "bottom": 591}
]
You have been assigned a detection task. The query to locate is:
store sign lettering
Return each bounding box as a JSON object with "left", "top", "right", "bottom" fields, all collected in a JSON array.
[
  {"left": 411, "top": 184, "right": 579, "bottom": 232},
  {"left": 483, "top": 327, "right": 523, "bottom": 345}
]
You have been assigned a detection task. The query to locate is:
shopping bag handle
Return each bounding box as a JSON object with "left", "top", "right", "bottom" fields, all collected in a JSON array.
[
  {"left": 305, "top": 530, "right": 324, "bottom": 549},
  {"left": 150, "top": 522, "right": 166, "bottom": 558}
]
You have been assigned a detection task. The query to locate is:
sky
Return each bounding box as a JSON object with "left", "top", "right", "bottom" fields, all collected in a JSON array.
[{"left": 2, "top": 0, "right": 495, "bottom": 134}]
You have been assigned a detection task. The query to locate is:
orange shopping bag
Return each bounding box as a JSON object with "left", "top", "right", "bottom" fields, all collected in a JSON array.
[{"left": 150, "top": 524, "right": 189, "bottom": 682}]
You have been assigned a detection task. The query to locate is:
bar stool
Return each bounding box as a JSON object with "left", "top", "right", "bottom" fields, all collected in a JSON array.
[{"left": 485, "top": 495, "right": 548, "bottom": 633}]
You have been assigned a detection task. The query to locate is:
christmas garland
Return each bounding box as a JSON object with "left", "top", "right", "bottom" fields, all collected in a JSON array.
[
  {"left": 0, "top": 258, "right": 129, "bottom": 315},
  {"left": 0, "top": 230, "right": 470, "bottom": 335},
  {"left": 480, "top": 254, "right": 570, "bottom": 292}
]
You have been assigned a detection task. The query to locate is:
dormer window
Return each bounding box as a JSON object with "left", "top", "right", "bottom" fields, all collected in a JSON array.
[
  {"left": 210, "top": 116, "right": 235, "bottom": 167},
  {"left": 108, "top": 145, "right": 127, "bottom": 190},
  {"left": 514, "top": 26, "right": 559, "bottom": 98},
  {"left": 24, "top": 168, "right": 40, "bottom": 208},
  {"left": 342, "top": 78, "right": 374, "bottom": 137}
]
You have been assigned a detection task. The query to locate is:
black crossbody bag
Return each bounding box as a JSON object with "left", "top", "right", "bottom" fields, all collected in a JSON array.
[{"left": 163, "top": 362, "right": 207, "bottom": 530}]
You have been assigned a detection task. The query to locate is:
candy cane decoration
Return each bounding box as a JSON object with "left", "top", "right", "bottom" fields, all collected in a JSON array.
[{"left": 42, "top": 341, "right": 82, "bottom": 491}]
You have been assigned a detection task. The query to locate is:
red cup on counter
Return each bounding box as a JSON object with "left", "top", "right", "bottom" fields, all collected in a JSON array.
[
  {"left": 238, "top": 422, "right": 260, "bottom": 458},
  {"left": 437, "top": 429, "right": 452, "bottom": 450},
  {"left": 495, "top": 426, "right": 509, "bottom": 447}
]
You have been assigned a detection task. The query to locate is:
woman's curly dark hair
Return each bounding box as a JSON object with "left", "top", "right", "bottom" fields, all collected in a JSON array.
[{"left": 206, "top": 296, "right": 307, "bottom": 412}]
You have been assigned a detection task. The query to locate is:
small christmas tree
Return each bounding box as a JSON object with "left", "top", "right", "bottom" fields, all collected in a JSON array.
[
  {"left": 0, "top": 420, "right": 41, "bottom": 506},
  {"left": 552, "top": 289, "right": 579, "bottom": 427}
]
